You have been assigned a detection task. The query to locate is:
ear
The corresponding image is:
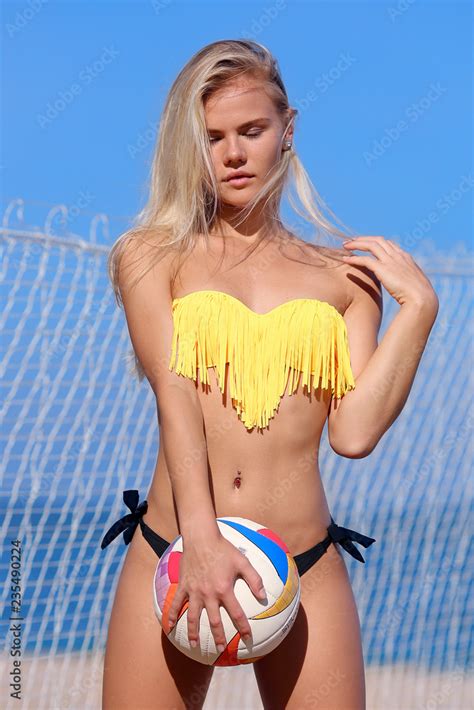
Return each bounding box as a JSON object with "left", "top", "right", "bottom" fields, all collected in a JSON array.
[{"left": 284, "top": 107, "right": 297, "bottom": 142}]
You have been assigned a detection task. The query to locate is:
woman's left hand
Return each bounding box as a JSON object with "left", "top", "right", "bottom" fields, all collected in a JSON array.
[{"left": 342, "top": 236, "right": 439, "bottom": 312}]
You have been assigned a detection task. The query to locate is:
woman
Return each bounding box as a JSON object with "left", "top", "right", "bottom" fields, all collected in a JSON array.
[{"left": 100, "top": 40, "right": 439, "bottom": 709}]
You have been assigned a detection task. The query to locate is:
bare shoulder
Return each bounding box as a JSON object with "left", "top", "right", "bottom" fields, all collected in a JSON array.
[
  {"left": 342, "top": 257, "right": 383, "bottom": 351},
  {"left": 115, "top": 229, "right": 179, "bottom": 296},
  {"left": 288, "top": 232, "right": 383, "bottom": 306},
  {"left": 113, "top": 230, "right": 189, "bottom": 398},
  {"left": 342, "top": 257, "right": 383, "bottom": 311},
  {"left": 284, "top": 235, "right": 348, "bottom": 268}
]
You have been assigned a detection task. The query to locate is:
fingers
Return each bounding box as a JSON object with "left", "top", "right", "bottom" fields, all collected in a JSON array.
[
  {"left": 206, "top": 600, "right": 227, "bottom": 653},
  {"left": 343, "top": 237, "right": 391, "bottom": 260},
  {"left": 239, "top": 557, "right": 266, "bottom": 601},
  {"left": 186, "top": 598, "right": 203, "bottom": 649},
  {"left": 344, "top": 235, "right": 409, "bottom": 259},
  {"left": 168, "top": 586, "right": 227, "bottom": 652},
  {"left": 380, "top": 238, "right": 410, "bottom": 259},
  {"left": 386, "top": 239, "right": 405, "bottom": 253},
  {"left": 223, "top": 593, "right": 253, "bottom": 642},
  {"left": 167, "top": 556, "right": 266, "bottom": 653},
  {"left": 167, "top": 585, "right": 187, "bottom": 630}
]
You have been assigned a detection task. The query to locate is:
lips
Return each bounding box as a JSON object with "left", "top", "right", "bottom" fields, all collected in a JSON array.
[{"left": 226, "top": 172, "right": 254, "bottom": 181}]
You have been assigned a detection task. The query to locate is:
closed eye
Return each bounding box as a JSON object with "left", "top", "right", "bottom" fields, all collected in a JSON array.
[{"left": 209, "top": 131, "right": 263, "bottom": 143}]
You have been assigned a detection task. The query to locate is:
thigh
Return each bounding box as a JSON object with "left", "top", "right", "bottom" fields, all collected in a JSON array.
[
  {"left": 102, "top": 531, "right": 215, "bottom": 710},
  {"left": 253, "top": 543, "right": 366, "bottom": 710}
]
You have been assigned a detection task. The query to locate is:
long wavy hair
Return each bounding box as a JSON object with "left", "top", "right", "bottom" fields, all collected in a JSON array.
[{"left": 108, "top": 39, "right": 356, "bottom": 380}]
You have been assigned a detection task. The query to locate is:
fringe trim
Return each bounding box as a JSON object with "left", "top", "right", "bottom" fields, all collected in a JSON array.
[{"left": 168, "top": 291, "right": 356, "bottom": 431}]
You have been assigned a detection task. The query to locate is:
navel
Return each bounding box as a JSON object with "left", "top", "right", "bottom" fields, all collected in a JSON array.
[{"left": 233, "top": 470, "right": 242, "bottom": 490}]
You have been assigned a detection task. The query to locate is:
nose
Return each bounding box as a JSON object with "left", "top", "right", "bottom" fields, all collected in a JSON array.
[{"left": 223, "top": 136, "right": 247, "bottom": 165}]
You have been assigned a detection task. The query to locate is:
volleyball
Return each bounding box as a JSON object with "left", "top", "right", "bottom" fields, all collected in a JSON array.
[{"left": 153, "top": 516, "right": 301, "bottom": 666}]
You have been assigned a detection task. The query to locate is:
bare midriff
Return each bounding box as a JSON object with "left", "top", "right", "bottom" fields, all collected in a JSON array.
[{"left": 142, "top": 234, "right": 350, "bottom": 558}]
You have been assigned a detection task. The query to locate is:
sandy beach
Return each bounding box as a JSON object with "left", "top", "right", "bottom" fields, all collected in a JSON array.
[{"left": 1, "top": 651, "right": 472, "bottom": 709}]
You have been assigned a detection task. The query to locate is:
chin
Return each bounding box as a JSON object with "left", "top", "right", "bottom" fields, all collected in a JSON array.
[
  {"left": 220, "top": 201, "right": 250, "bottom": 212},
  {"left": 221, "top": 185, "right": 257, "bottom": 200}
]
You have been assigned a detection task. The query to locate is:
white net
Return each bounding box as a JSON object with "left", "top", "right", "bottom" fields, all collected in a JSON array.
[{"left": 1, "top": 200, "right": 473, "bottom": 708}]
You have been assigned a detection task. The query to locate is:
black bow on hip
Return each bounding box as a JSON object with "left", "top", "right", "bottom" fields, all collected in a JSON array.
[
  {"left": 326, "top": 516, "right": 376, "bottom": 563},
  {"left": 100, "top": 489, "right": 148, "bottom": 549}
]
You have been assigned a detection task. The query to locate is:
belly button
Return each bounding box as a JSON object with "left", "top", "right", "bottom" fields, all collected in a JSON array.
[{"left": 233, "top": 470, "right": 242, "bottom": 489}]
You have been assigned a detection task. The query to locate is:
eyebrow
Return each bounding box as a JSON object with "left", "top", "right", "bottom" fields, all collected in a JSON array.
[{"left": 207, "top": 117, "right": 271, "bottom": 132}]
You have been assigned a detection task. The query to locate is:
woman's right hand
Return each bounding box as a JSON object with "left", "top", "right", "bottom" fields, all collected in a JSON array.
[{"left": 167, "top": 532, "right": 267, "bottom": 651}]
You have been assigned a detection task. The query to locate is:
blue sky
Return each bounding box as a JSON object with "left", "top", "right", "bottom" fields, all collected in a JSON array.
[{"left": 3, "top": 0, "right": 473, "bottom": 253}]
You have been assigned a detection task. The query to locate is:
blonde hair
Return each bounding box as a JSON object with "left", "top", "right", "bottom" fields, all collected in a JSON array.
[{"left": 108, "top": 39, "right": 356, "bottom": 379}]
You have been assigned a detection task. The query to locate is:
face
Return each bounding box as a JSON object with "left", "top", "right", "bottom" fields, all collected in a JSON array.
[{"left": 204, "top": 79, "right": 293, "bottom": 208}]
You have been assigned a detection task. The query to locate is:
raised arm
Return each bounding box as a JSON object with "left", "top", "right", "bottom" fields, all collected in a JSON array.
[
  {"left": 117, "top": 237, "right": 219, "bottom": 543},
  {"left": 328, "top": 236, "right": 439, "bottom": 458}
]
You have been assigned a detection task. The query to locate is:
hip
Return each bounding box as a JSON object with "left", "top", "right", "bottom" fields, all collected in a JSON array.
[{"left": 101, "top": 489, "right": 375, "bottom": 584}]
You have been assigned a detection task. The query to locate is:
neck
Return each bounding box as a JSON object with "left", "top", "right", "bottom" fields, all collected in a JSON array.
[{"left": 210, "top": 209, "right": 283, "bottom": 244}]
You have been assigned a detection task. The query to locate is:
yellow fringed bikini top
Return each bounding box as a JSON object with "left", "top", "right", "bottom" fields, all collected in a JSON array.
[{"left": 168, "top": 289, "right": 356, "bottom": 431}]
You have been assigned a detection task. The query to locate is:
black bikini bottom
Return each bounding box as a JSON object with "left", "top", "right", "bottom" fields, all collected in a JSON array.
[{"left": 100, "top": 490, "right": 376, "bottom": 576}]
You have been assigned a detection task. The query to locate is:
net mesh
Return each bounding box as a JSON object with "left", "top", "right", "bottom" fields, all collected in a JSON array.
[{"left": 1, "top": 201, "right": 473, "bottom": 708}]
